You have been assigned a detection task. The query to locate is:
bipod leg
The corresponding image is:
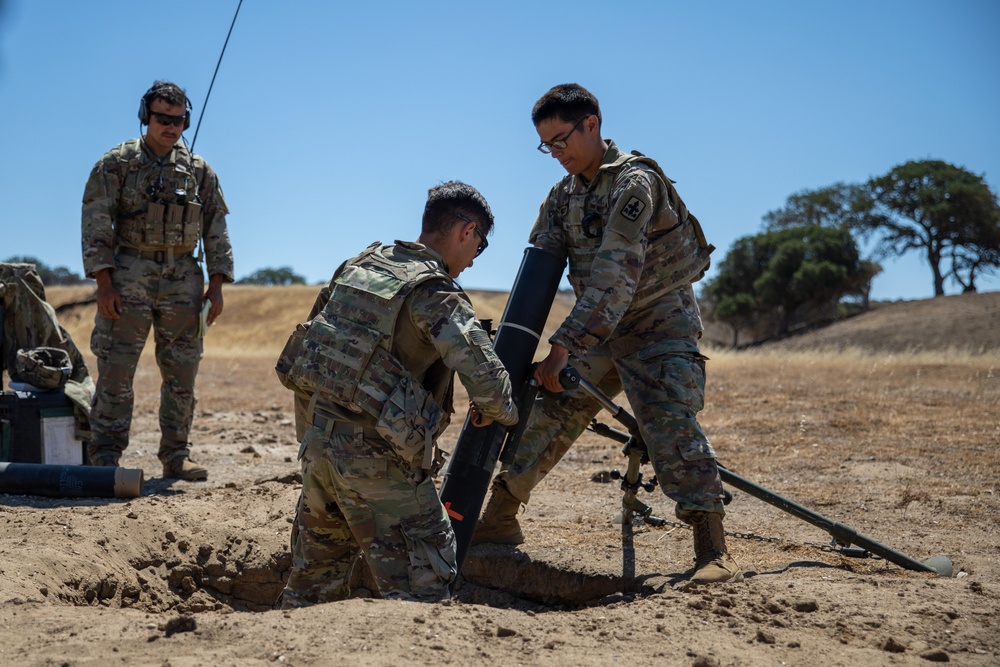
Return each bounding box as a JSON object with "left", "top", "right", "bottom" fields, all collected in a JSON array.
[
  {"left": 621, "top": 442, "right": 644, "bottom": 522},
  {"left": 619, "top": 445, "right": 643, "bottom": 594},
  {"left": 622, "top": 517, "right": 635, "bottom": 594}
]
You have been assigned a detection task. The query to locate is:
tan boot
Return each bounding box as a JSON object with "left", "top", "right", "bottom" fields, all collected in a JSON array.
[
  {"left": 162, "top": 456, "right": 208, "bottom": 481},
  {"left": 471, "top": 483, "right": 524, "bottom": 545},
  {"left": 689, "top": 511, "right": 744, "bottom": 584}
]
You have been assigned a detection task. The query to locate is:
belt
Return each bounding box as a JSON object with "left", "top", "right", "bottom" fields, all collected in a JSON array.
[
  {"left": 311, "top": 412, "right": 380, "bottom": 439},
  {"left": 118, "top": 247, "right": 193, "bottom": 262}
]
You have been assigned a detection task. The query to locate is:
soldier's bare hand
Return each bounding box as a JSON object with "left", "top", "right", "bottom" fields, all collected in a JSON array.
[
  {"left": 94, "top": 269, "right": 121, "bottom": 320},
  {"left": 204, "top": 275, "right": 225, "bottom": 326},
  {"left": 470, "top": 402, "right": 493, "bottom": 428},
  {"left": 533, "top": 344, "right": 570, "bottom": 393}
]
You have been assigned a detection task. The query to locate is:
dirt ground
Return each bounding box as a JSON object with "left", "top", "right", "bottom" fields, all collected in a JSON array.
[{"left": 1, "top": 288, "right": 998, "bottom": 666}]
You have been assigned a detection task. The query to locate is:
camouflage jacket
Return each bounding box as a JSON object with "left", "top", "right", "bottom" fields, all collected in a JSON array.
[
  {"left": 81, "top": 137, "right": 234, "bottom": 281},
  {"left": 302, "top": 241, "right": 518, "bottom": 432},
  {"left": 529, "top": 141, "right": 714, "bottom": 359},
  {"left": 0, "top": 262, "right": 95, "bottom": 430}
]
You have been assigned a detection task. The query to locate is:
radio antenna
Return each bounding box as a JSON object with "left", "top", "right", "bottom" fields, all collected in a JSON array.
[{"left": 190, "top": 0, "right": 244, "bottom": 152}]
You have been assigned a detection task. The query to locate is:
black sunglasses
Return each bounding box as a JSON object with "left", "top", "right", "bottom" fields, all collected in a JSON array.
[
  {"left": 473, "top": 225, "right": 489, "bottom": 258},
  {"left": 458, "top": 214, "right": 489, "bottom": 257},
  {"left": 151, "top": 112, "right": 187, "bottom": 128}
]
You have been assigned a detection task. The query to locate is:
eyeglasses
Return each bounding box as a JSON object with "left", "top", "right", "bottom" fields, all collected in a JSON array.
[
  {"left": 151, "top": 112, "right": 187, "bottom": 128},
  {"left": 537, "top": 116, "right": 588, "bottom": 154},
  {"left": 458, "top": 214, "right": 489, "bottom": 257}
]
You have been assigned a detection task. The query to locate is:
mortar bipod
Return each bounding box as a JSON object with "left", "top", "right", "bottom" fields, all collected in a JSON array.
[
  {"left": 596, "top": 420, "right": 731, "bottom": 526},
  {"left": 610, "top": 438, "right": 664, "bottom": 527},
  {"left": 557, "top": 367, "right": 953, "bottom": 577},
  {"left": 556, "top": 368, "right": 663, "bottom": 526}
]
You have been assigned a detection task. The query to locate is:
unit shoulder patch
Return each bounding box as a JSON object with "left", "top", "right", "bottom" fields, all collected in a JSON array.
[{"left": 620, "top": 196, "right": 646, "bottom": 221}]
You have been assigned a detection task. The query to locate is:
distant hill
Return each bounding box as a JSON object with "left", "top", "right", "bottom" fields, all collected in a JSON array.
[
  {"left": 45, "top": 286, "right": 998, "bottom": 357},
  {"left": 703, "top": 291, "right": 1000, "bottom": 354}
]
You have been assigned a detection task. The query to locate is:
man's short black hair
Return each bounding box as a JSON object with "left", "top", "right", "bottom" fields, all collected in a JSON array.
[
  {"left": 531, "top": 83, "right": 602, "bottom": 128},
  {"left": 145, "top": 80, "right": 189, "bottom": 110},
  {"left": 422, "top": 181, "right": 494, "bottom": 237}
]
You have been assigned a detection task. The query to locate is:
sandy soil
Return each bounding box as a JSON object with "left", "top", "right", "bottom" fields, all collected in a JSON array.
[{"left": 0, "top": 288, "right": 997, "bottom": 666}]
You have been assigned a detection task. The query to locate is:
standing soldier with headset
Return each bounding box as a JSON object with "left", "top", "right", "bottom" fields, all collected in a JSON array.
[{"left": 81, "top": 80, "right": 234, "bottom": 480}]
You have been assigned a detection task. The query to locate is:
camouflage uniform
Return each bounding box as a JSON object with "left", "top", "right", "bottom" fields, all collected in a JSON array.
[
  {"left": 281, "top": 241, "right": 517, "bottom": 606},
  {"left": 81, "top": 137, "right": 233, "bottom": 464},
  {"left": 0, "top": 262, "right": 95, "bottom": 439},
  {"left": 496, "top": 141, "right": 725, "bottom": 520}
]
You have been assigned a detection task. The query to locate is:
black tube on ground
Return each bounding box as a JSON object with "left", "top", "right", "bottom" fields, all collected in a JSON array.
[
  {"left": 440, "top": 246, "right": 565, "bottom": 574},
  {"left": 0, "top": 462, "right": 144, "bottom": 498}
]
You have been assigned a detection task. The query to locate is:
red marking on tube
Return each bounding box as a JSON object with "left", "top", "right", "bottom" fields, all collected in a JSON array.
[{"left": 444, "top": 502, "right": 464, "bottom": 521}]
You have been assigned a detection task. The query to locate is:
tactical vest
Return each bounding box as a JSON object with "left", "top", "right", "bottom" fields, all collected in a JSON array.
[
  {"left": 113, "top": 139, "right": 205, "bottom": 253},
  {"left": 556, "top": 151, "right": 714, "bottom": 310},
  {"left": 276, "top": 243, "right": 454, "bottom": 451}
]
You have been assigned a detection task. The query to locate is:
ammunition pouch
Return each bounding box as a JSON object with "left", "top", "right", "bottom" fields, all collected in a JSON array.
[
  {"left": 375, "top": 375, "right": 442, "bottom": 469},
  {"left": 275, "top": 322, "right": 311, "bottom": 400},
  {"left": 112, "top": 139, "right": 205, "bottom": 253},
  {"left": 283, "top": 317, "right": 391, "bottom": 417},
  {"left": 275, "top": 317, "right": 444, "bottom": 470},
  {"left": 140, "top": 200, "right": 203, "bottom": 250}
]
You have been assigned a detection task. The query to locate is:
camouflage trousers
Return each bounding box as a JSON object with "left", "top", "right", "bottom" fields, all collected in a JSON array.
[
  {"left": 280, "top": 420, "right": 457, "bottom": 608},
  {"left": 497, "top": 342, "right": 726, "bottom": 520},
  {"left": 89, "top": 253, "right": 203, "bottom": 462}
]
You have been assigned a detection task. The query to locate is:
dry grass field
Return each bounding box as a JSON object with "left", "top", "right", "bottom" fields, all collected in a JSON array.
[{"left": 1, "top": 284, "right": 997, "bottom": 666}]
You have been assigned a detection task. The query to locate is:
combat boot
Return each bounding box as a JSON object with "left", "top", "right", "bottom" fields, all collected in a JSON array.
[
  {"left": 89, "top": 452, "right": 121, "bottom": 467},
  {"left": 162, "top": 454, "right": 208, "bottom": 481},
  {"left": 689, "top": 511, "right": 744, "bottom": 584},
  {"left": 471, "top": 482, "right": 524, "bottom": 545},
  {"left": 87, "top": 442, "right": 121, "bottom": 467}
]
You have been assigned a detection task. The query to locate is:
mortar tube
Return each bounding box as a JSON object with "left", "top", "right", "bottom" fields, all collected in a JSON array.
[
  {"left": 0, "top": 462, "right": 144, "bottom": 498},
  {"left": 440, "top": 246, "right": 565, "bottom": 574}
]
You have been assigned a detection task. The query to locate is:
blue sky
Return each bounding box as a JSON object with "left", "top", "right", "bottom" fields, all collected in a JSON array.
[{"left": 1, "top": 0, "right": 998, "bottom": 301}]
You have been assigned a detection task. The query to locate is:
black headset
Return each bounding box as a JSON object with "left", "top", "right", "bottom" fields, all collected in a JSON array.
[{"left": 137, "top": 83, "right": 192, "bottom": 130}]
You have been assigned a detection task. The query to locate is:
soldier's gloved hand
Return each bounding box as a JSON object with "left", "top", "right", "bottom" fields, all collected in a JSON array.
[{"left": 470, "top": 402, "right": 493, "bottom": 428}]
